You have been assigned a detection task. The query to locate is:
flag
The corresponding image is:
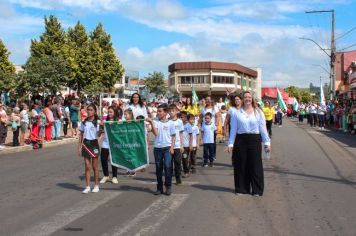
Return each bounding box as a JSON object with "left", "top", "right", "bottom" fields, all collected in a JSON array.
[
  {"left": 320, "top": 80, "right": 326, "bottom": 106},
  {"left": 242, "top": 78, "right": 247, "bottom": 91},
  {"left": 276, "top": 88, "right": 287, "bottom": 110},
  {"left": 292, "top": 97, "right": 299, "bottom": 111},
  {"left": 104, "top": 120, "right": 149, "bottom": 171},
  {"left": 192, "top": 85, "right": 199, "bottom": 105}
]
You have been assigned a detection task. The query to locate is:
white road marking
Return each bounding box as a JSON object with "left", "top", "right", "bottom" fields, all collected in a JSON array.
[
  {"left": 106, "top": 194, "right": 188, "bottom": 236},
  {"left": 16, "top": 191, "right": 122, "bottom": 236}
]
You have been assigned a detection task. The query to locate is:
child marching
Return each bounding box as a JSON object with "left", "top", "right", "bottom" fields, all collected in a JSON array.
[
  {"left": 146, "top": 104, "right": 176, "bottom": 196},
  {"left": 78, "top": 104, "right": 101, "bottom": 194},
  {"left": 99, "top": 106, "right": 119, "bottom": 185},
  {"left": 201, "top": 112, "right": 217, "bottom": 167},
  {"left": 168, "top": 104, "right": 184, "bottom": 185}
]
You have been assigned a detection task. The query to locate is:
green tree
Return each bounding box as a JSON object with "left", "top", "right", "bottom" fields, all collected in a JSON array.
[
  {"left": 0, "top": 39, "right": 16, "bottom": 91},
  {"left": 89, "top": 22, "right": 124, "bottom": 92},
  {"left": 300, "top": 90, "right": 312, "bottom": 104},
  {"left": 284, "top": 86, "right": 301, "bottom": 101},
  {"left": 22, "top": 55, "right": 69, "bottom": 95},
  {"left": 27, "top": 15, "right": 69, "bottom": 95},
  {"left": 144, "top": 72, "right": 167, "bottom": 96},
  {"left": 66, "top": 21, "right": 91, "bottom": 94},
  {"left": 30, "top": 15, "right": 66, "bottom": 57}
]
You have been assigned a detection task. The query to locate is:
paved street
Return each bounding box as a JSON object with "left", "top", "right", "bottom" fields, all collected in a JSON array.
[{"left": 0, "top": 119, "right": 356, "bottom": 236}]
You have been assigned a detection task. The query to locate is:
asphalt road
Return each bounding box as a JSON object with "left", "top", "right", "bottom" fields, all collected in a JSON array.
[{"left": 0, "top": 119, "right": 355, "bottom": 236}]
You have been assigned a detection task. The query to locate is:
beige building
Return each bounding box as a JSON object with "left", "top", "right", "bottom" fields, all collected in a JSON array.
[{"left": 168, "top": 61, "right": 261, "bottom": 99}]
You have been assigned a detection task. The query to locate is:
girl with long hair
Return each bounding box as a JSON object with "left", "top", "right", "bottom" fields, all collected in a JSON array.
[
  {"left": 99, "top": 106, "right": 119, "bottom": 184},
  {"left": 78, "top": 104, "right": 101, "bottom": 194}
]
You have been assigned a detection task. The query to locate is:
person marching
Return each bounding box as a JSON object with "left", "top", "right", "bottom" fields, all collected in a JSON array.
[
  {"left": 168, "top": 104, "right": 184, "bottom": 185},
  {"left": 262, "top": 101, "right": 275, "bottom": 138},
  {"left": 78, "top": 104, "right": 101, "bottom": 194},
  {"left": 99, "top": 106, "right": 119, "bottom": 184},
  {"left": 227, "top": 91, "right": 270, "bottom": 196},
  {"left": 181, "top": 111, "right": 193, "bottom": 178},
  {"left": 146, "top": 104, "right": 176, "bottom": 196},
  {"left": 187, "top": 113, "right": 200, "bottom": 173},
  {"left": 201, "top": 112, "right": 217, "bottom": 167}
]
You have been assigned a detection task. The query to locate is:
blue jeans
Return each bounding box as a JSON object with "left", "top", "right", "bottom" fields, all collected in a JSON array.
[
  {"left": 203, "top": 143, "right": 216, "bottom": 163},
  {"left": 52, "top": 119, "right": 62, "bottom": 138},
  {"left": 154, "top": 147, "right": 173, "bottom": 190}
]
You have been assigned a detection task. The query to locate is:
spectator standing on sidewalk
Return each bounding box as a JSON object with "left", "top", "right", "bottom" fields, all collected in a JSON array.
[
  {"left": 62, "top": 100, "right": 70, "bottom": 137},
  {"left": 0, "top": 103, "right": 7, "bottom": 148},
  {"left": 69, "top": 99, "right": 80, "bottom": 137},
  {"left": 43, "top": 100, "right": 54, "bottom": 142},
  {"left": 51, "top": 99, "right": 63, "bottom": 140},
  {"left": 11, "top": 107, "right": 21, "bottom": 146},
  {"left": 19, "top": 103, "right": 29, "bottom": 146}
]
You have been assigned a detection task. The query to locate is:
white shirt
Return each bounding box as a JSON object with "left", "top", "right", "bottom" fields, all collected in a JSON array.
[
  {"left": 171, "top": 118, "right": 184, "bottom": 149},
  {"left": 153, "top": 119, "right": 176, "bottom": 148},
  {"left": 183, "top": 122, "right": 193, "bottom": 147},
  {"left": 221, "top": 112, "right": 227, "bottom": 126},
  {"left": 317, "top": 105, "right": 326, "bottom": 115},
  {"left": 216, "top": 102, "right": 225, "bottom": 110},
  {"left": 191, "top": 124, "right": 200, "bottom": 147},
  {"left": 79, "top": 120, "right": 100, "bottom": 140},
  {"left": 228, "top": 108, "right": 270, "bottom": 147},
  {"left": 20, "top": 110, "right": 29, "bottom": 123},
  {"left": 129, "top": 104, "right": 148, "bottom": 119},
  {"left": 309, "top": 105, "right": 317, "bottom": 114},
  {"left": 201, "top": 122, "right": 216, "bottom": 144},
  {"left": 201, "top": 106, "right": 219, "bottom": 124}
]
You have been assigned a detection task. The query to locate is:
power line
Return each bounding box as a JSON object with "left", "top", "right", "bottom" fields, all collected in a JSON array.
[
  {"left": 335, "top": 26, "right": 356, "bottom": 40},
  {"left": 339, "top": 43, "right": 356, "bottom": 51}
]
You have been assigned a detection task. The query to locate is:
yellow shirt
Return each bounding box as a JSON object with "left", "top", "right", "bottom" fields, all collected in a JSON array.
[
  {"left": 263, "top": 107, "right": 275, "bottom": 121},
  {"left": 181, "top": 105, "right": 200, "bottom": 116}
]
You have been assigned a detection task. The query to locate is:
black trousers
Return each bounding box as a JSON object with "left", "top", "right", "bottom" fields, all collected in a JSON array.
[
  {"left": 13, "top": 127, "right": 20, "bottom": 146},
  {"left": 172, "top": 148, "right": 182, "bottom": 180},
  {"left": 100, "top": 148, "right": 118, "bottom": 177},
  {"left": 63, "top": 118, "right": 69, "bottom": 136},
  {"left": 266, "top": 120, "right": 272, "bottom": 136},
  {"left": 232, "top": 134, "right": 264, "bottom": 195}
]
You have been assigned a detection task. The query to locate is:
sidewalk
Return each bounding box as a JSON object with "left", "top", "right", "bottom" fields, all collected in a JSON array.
[{"left": 1, "top": 126, "right": 77, "bottom": 155}]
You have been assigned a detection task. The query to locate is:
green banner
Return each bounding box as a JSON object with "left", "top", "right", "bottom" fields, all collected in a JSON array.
[{"left": 104, "top": 120, "right": 148, "bottom": 171}]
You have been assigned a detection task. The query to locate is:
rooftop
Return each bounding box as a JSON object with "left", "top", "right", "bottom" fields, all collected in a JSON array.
[{"left": 168, "top": 61, "right": 257, "bottom": 77}]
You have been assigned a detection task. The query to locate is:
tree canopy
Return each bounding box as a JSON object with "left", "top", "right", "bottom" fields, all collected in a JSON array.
[
  {"left": 0, "top": 39, "right": 16, "bottom": 92},
  {"left": 144, "top": 72, "right": 167, "bottom": 96}
]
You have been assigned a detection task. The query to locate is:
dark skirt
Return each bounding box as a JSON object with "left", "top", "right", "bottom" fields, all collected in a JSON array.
[{"left": 82, "top": 139, "right": 100, "bottom": 159}]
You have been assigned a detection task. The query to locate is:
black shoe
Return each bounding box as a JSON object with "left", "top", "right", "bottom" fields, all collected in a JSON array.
[
  {"left": 154, "top": 189, "right": 163, "bottom": 195},
  {"left": 165, "top": 187, "right": 172, "bottom": 196},
  {"left": 191, "top": 168, "right": 196, "bottom": 174},
  {"left": 209, "top": 162, "right": 214, "bottom": 167}
]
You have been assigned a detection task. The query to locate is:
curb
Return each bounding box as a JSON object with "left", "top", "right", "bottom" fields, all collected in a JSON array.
[{"left": 0, "top": 138, "right": 77, "bottom": 155}]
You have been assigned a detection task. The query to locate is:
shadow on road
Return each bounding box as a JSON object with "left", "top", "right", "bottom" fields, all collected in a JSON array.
[
  {"left": 191, "top": 184, "right": 234, "bottom": 193},
  {"left": 264, "top": 167, "right": 356, "bottom": 187},
  {"left": 57, "top": 182, "right": 83, "bottom": 191}
]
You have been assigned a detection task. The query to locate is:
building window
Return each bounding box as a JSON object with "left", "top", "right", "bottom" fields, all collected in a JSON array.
[
  {"left": 213, "top": 76, "right": 234, "bottom": 84},
  {"left": 179, "top": 76, "right": 207, "bottom": 84}
]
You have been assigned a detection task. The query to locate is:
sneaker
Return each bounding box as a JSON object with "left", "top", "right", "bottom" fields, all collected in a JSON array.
[
  {"left": 182, "top": 173, "right": 190, "bottom": 178},
  {"left": 253, "top": 194, "right": 260, "bottom": 197},
  {"left": 82, "top": 186, "right": 91, "bottom": 194},
  {"left": 0, "top": 145, "right": 6, "bottom": 149},
  {"left": 202, "top": 163, "right": 208, "bottom": 168},
  {"left": 176, "top": 178, "right": 182, "bottom": 185},
  {"left": 165, "top": 187, "right": 172, "bottom": 196},
  {"left": 92, "top": 185, "right": 100, "bottom": 193},
  {"left": 112, "top": 177, "right": 118, "bottom": 184},
  {"left": 154, "top": 189, "right": 163, "bottom": 195},
  {"left": 191, "top": 168, "right": 196, "bottom": 174},
  {"left": 209, "top": 162, "right": 214, "bottom": 167},
  {"left": 129, "top": 172, "right": 136, "bottom": 177},
  {"left": 100, "top": 176, "right": 110, "bottom": 184}
]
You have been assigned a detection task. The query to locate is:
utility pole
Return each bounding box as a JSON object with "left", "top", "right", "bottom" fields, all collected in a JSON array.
[{"left": 305, "top": 10, "right": 335, "bottom": 100}]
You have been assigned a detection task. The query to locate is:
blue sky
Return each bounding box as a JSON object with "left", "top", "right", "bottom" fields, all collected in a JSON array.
[{"left": 1, "top": 0, "right": 356, "bottom": 87}]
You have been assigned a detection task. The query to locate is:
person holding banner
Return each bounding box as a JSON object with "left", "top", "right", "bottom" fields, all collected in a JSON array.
[
  {"left": 99, "top": 106, "right": 119, "bottom": 184},
  {"left": 129, "top": 93, "right": 148, "bottom": 119},
  {"left": 146, "top": 104, "right": 176, "bottom": 196},
  {"left": 78, "top": 104, "right": 101, "bottom": 194}
]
